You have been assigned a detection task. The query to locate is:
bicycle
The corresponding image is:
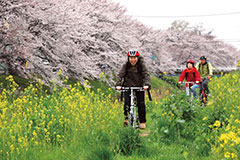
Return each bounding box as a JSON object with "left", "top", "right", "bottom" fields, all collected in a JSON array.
[
  {"left": 180, "top": 82, "right": 196, "bottom": 102},
  {"left": 118, "top": 87, "right": 152, "bottom": 129},
  {"left": 199, "top": 78, "right": 208, "bottom": 106}
]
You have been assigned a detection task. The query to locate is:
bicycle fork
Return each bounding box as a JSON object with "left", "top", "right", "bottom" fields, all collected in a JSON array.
[{"left": 129, "top": 89, "right": 138, "bottom": 128}]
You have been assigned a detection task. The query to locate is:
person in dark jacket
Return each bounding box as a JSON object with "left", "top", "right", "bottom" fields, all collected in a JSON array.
[
  {"left": 116, "top": 50, "right": 151, "bottom": 130},
  {"left": 178, "top": 60, "right": 201, "bottom": 99}
]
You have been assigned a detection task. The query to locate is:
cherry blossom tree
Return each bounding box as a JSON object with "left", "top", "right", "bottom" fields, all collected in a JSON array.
[{"left": 0, "top": 0, "right": 239, "bottom": 85}]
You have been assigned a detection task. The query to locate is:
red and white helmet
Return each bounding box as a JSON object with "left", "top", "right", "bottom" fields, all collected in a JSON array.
[{"left": 127, "top": 50, "right": 140, "bottom": 57}]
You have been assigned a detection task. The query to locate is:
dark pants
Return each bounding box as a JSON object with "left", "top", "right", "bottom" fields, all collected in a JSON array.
[
  {"left": 124, "top": 91, "right": 146, "bottom": 123},
  {"left": 199, "top": 79, "right": 210, "bottom": 95}
]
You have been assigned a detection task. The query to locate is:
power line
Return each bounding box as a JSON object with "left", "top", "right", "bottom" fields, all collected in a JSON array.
[
  {"left": 162, "top": 40, "right": 240, "bottom": 45},
  {"left": 165, "top": 39, "right": 240, "bottom": 47},
  {"left": 132, "top": 11, "right": 240, "bottom": 18}
]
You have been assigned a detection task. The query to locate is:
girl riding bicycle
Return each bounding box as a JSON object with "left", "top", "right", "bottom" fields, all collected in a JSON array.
[
  {"left": 115, "top": 50, "right": 151, "bottom": 130},
  {"left": 178, "top": 60, "right": 201, "bottom": 99}
]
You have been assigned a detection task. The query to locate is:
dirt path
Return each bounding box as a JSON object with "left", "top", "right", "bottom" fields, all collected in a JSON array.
[{"left": 139, "top": 130, "right": 151, "bottom": 137}]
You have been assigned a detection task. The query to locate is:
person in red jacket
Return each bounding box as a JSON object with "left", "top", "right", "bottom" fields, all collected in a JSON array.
[{"left": 178, "top": 60, "right": 201, "bottom": 99}]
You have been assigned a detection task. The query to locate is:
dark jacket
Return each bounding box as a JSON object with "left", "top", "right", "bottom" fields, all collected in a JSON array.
[{"left": 115, "top": 57, "right": 151, "bottom": 87}]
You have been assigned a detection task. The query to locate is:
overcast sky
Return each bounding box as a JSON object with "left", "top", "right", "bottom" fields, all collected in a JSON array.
[{"left": 112, "top": 0, "right": 240, "bottom": 50}]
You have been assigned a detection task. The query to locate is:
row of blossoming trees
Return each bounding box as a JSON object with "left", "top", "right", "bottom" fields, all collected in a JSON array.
[{"left": 0, "top": 0, "right": 239, "bottom": 84}]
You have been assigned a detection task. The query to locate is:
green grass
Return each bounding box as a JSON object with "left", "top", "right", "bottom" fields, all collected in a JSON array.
[
  {"left": 150, "top": 75, "right": 177, "bottom": 90},
  {"left": 0, "top": 74, "right": 33, "bottom": 88},
  {"left": 0, "top": 74, "right": 50, "bottom": 93},
  {"left": 1, "top": 72, "right": 239, "bottom": 160}
]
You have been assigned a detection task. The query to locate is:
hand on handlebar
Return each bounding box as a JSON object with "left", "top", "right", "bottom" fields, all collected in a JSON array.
[
  {"left": 116, "top": 86, "right": 149, "bottom": 91},
  {"left": 116, "top": 86, "right": 121, "bottom": 91},
  {"left": 143, "top": 86, "right": 149, "bottom": 90}
]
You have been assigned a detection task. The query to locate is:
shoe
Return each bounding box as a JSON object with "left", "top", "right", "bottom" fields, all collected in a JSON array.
[
  {"left": 123, "top": 120, "right": 128, "bottom": 127},
  {"left": 140, "top": 123, "right": 146, "bottom": 130}
]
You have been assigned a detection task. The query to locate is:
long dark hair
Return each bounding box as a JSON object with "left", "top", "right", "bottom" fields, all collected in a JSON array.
[
  {"left": 186, "top": 62, "right": 195, "bottom": 68},
  {"left": 126, "top": 56, "right": 144, "bottom": 73}
]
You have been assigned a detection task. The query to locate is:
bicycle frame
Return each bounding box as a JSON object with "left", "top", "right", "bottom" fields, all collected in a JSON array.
[
  {"left": 120, "top": 87, "right": 144, "bottom": 128},
  {"left": 181, "top": 82, "right": 195, "bottom": 100},
  {"left": 200, "top": 79, "right": 208, "bottom": 105}
]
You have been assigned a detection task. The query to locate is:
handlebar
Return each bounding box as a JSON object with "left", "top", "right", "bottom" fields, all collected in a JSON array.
[
  {"left": 116, "top": 87, "right": 152, "bottom": 101},
  {"left": 120, "top": 87, "right": 145, "bottom": 91},
  {"left": 180, "top": 82, "right": 196, "bottom": 84}
]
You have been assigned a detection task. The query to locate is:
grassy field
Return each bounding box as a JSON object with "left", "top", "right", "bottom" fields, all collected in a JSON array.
[{"left": 0, "top": 71, "right": 240, "bottom": 160}]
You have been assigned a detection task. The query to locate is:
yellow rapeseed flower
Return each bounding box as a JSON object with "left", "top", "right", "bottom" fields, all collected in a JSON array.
[
  {"left": 224, "top": 152, "right": 231, "bottom": 158},
  {"left": 213, "top": 120, "right": 221, "bottom": 128},
  {"left": 203, "top": 117, "right": 208, "bottom": 121},
  {"left": 57, "top": 69, "right": 62, "bottom": 76}
]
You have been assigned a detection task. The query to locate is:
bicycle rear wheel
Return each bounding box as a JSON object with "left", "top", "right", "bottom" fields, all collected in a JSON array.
[{"left": 200, "top": 92, "right": 208, "bottom": 106}]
